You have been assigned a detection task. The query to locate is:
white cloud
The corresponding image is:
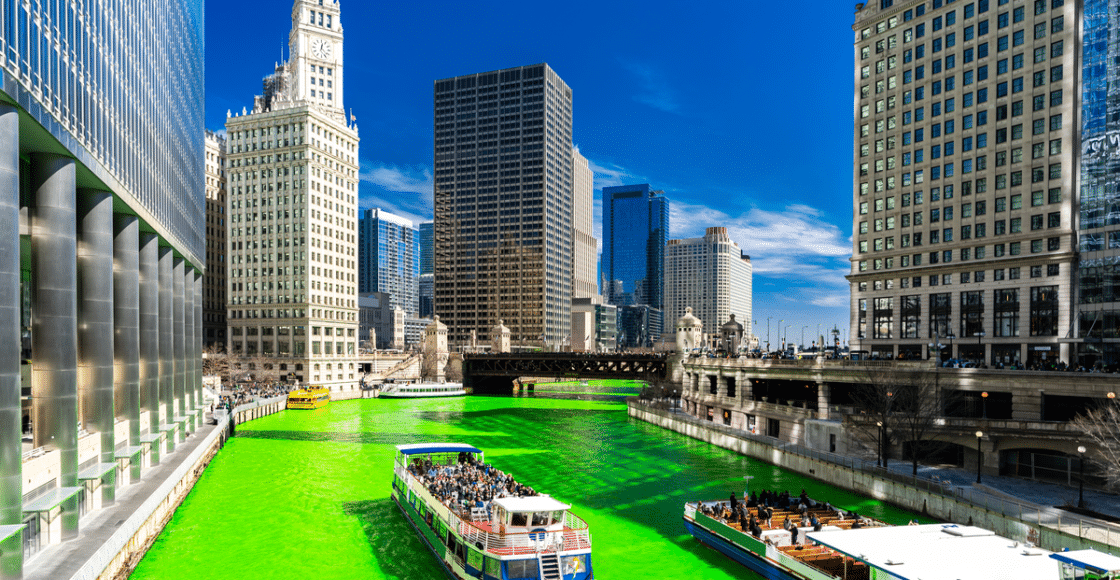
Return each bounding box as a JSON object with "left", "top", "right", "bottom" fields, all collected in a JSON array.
[
  {"left": 587, "top": 159, "right": 642, "bottom": 190},
  {"left": 669, "top": 201, "right": 850, "bottom": 260},
  {"left": 809, "top": 293, "right": 850, "bottom": 308},
  {"left": 621, "top": 61, "right": 680, "bottom": 113},
  {"left": 359, "top": 163, "right": 433, "bottom": 196}
]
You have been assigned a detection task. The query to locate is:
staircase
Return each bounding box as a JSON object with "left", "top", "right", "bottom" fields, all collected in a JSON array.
[
  {"left": 380, "top": 352, "right": 421, "bottom": 380},
  {"left": 538, "top": 553, "right": 561, "bottom": 580}
]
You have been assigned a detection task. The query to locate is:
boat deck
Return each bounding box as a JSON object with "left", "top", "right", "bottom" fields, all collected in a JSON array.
[{"left": 456, "top": 519, "right": 593, "bottom": 556}]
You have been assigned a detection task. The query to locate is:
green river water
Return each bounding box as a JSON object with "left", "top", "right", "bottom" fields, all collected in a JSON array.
[{"left": 130, "top": 396, "right": 925, "bottom": 580}]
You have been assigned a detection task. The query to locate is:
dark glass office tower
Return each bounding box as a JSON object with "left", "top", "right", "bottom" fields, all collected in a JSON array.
[
  {"left": 602, "top": 184, "right": 669, "bottom": 310},
  {"left": 433, "top": 64, "right": 573, "bottom": 348}
]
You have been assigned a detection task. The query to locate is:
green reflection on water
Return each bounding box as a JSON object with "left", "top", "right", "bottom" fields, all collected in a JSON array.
[{"left": 130, "top": 397, "right": 924, "bottom": 580}]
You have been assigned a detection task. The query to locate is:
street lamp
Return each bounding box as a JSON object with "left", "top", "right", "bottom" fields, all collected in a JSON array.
[
  {"left": 785, "top": 324, "right": 792, "bottom": 347},
  {"left": 981, "top": 391, "right": 989, "bottom": 419},
  {"left": 876, "top": 421, "right": 884, "bottom": 467},
  {"left": 975, "top": 431, "right": 984, "bottom": 484},
  {"left": 1078, "top": 445, "right": 1087, "bottom": 509},
  {"left": 768, "top": 317, "right": 773, "bottom": 350},
  {"left": 946, "top": 334, "right": 956, "bottom": 359}
]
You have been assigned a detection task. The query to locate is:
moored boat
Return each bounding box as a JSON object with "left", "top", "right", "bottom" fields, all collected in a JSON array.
[
  {"left": 392, "top": 443, "right": 592, "bottom": 580},
  {"left": 685, "top": 490, "right": 1120, "bottom": 580},
  {"left": 286, "top": 386, "right": 330, "bottom": 409},
  {"left": 380, "top": 382, "right": 466, "bottom": 398}
]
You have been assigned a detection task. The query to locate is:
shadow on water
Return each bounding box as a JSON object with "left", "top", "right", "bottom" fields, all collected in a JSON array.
[{"left": 342, "top": 498, "right": 446, "bottom": 579}]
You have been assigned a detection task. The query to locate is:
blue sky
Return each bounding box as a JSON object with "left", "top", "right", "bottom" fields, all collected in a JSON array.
[{"left": 206, "top": 0, "right": 858, "bottom": 348}]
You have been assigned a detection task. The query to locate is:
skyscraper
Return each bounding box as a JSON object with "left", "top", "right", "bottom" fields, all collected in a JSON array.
[
  {"left": 358, "top": 208, "right": 420, "bottom": 314},
  {"left": 602, "top": 184, "right": 669, "bottom": 309},
  {"left": 664, "top": 227, "right": 753, "bottom": 344},
  {"left": 0, "top": 0, "right": 204, "bottom": 567},
  {"left": 225, "top": 0, "right": 361, "bottom": 390},
  {"left": 572, "top": 148, "right": 598, "bottom": 299},
  {"left": 419, "top": 221, "right": 434, "bottom": 275},
  {"left": 205, "top": 131, "right": 229, "bottom": 349},
  {"left": 434, "top": 64, "right": 574, "bottom": 347},
  {"left": 850, "top": 0, "right": 1076, "bottom": 366}
]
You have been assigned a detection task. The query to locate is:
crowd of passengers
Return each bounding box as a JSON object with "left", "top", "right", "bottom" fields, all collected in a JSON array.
[
  {"left": 211, "top": 382, "right": 294, "bottom": 410},
  {"left": 697, "top": 488, "right": 874, "bottom": 544},
  {"left": 407, "top": 452, "right": 538, "bottom": 518}
]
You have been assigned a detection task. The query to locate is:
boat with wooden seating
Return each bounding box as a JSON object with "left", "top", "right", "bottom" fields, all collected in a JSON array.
[
  {"left": 686, "top": 493, "right": 1120, "bottom": 580},
  {"left": 392, "top": 443, "right": 593, "bottom": 580}
]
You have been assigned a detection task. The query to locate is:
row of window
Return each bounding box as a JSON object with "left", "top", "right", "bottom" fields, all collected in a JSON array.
[
  {"left": 859, "top": 236, "right": 1062, "bottom": 271},
  {"left": 861, "top": 211, "right": 1061, "bottom": 250},
  {"left": 857, "top": 285, "right": 1059, "bottom": 339}
]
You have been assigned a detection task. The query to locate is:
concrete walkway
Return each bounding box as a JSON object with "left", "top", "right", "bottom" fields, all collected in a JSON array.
[
  {"left": 879, "top": 459, "right": 1120, "bottom": 520},
  {"left": 23, "top": 417, "right": 218, "bottom": 580}
]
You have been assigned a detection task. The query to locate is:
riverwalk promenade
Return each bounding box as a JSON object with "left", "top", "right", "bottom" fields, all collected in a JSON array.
[
  {"left": 22, "top": 396, "right": 285, "bottom": 580},
  {"left": 629, "top": 399, "right": 1120, "bottom": 555}
]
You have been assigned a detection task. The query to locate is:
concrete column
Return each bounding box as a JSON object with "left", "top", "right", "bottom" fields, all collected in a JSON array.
[
  {"left": 30, "top": 153, "right": 79, "bottom": 539},
  {"left": 173, "top": 257, "right": 185, "bottom": 437},
  {"left": 183, "top": 267, "right": 194, "bottom": 421},
  {"left": 77, "top": 190, "right": 115, "bottom": 503},
  {"left": 158, "top": 246, "right": 175, "bottom": 451},
  {"left": 741, "top": 373, "right": 752, "bottom": 401},
  {"left": 139, "top": 234, "right": 159, "bottom": 442},
  {"left": 194, "top": 271, "right": 203, "bottom": 409},
  {"left": 817, "top": 382, "right": 831, "bottom": 420},
  {"left": 114, "top": 216, "right": 140, "bottom": 459},
  {"left": 0, "top": 104, "right": 23, "bottom": 576}
]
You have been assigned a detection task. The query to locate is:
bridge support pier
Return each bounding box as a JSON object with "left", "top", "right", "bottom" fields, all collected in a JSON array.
[{"left": 817, "top": 382, "right": 831, "bottom": 420}]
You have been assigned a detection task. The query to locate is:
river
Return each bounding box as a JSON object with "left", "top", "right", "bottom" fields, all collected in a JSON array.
[{"left": 130, "top": 396, "right": 923, "bottom": 579}]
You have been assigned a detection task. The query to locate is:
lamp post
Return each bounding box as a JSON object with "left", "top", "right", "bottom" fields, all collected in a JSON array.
[
  {"left": 1078, "top": 445, "right": 1087, "bottom": 509},
  {"left": 767, "top": 317, "right": 772, "bottom": 350},
  {"left": 876, "top": 421, "right": 883, "bottom": 467},
  {"left": 975, "top": 431, "right": 984, "bottom": 484},
  {"left": 946, "top": 334, "right": 956, "bottom": 360},
  {"left": 785, "top": 324, "right": 792, "bottom": 347},
  {"left": 981, "top": 391, "right": 989, "bottom": 419}
]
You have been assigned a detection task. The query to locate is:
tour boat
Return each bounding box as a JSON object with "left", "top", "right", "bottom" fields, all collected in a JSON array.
[
  {"left": 685, "top": 497, "right": 1120, "bottom": 580},
  {"left": 379, "top": 382, "right": 466, "bottom": 398},
  {"left": 392, "top": 443, "right": 593, "bottom": 580},
  {"left": 285, "top": 386, "right": 330, "bottom": 409}
]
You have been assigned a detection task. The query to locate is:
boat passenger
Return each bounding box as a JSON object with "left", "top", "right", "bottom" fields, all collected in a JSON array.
[{"left": 730, "top": 492, "right": 738, "bottom": 513}]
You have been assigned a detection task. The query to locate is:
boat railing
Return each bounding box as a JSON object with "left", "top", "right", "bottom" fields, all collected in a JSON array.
[{"left": 457, "top": 513, "right": 592, "bottom": 555}]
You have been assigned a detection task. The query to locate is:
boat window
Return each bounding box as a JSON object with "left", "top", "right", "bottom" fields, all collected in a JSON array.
[
  {"left": 511, "top": 512, "right": 528, "bottom": 526},
  {"left": 531, "top": 512, "right": 550, "bottom": 526},
  {"left": 552, "top": 510, "right": 565, "bottom": 524}
]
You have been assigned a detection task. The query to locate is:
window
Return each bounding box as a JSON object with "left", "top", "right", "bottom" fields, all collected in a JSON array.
[
  {"left": 1051, "top": 65, "right": 1063, "bottom": 82},
  {"left": 1052, "top": 15, "right": 1064, "bottom": 33},
  {"left": 1048, "top": 212, "right": 1060, "bottom": 228}
]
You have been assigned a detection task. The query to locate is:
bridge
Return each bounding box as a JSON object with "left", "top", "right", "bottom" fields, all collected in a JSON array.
[{"left": 462, "top": 353, "right": 668, "bottom": 395}]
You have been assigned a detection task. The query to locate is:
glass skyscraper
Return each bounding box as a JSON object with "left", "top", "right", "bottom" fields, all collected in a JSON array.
[
  {"left": 359, "top": 208, "right": 420, "bottom": 315},
  {"left": 602, "top": 184, "right": 669, "bottom": 310},
  {"left": 0, "top": 0, "right": 205, "bottom": 571}
]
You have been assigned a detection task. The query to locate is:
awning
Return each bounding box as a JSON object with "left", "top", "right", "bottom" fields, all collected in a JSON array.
[
  {"left": 140, "top": 433, "right": 163, "bottom": 445},
  {"left": 115, "top": 446, "right": 142, "bottom": 460},
  {"left": 0, "top": 525, "right": 23, "bottom": 543},
  {"left": 23, "top": 487, "right": 82, "bottom": 513},
  {"left": 77, "top": 463, "right": 116, "bottom": 481},
  {"left": 1051, "top": 550, "right": 1120, "bottom": 575},
  {"left": 395, "top": 443, "right": 481, "bottom": 456}
]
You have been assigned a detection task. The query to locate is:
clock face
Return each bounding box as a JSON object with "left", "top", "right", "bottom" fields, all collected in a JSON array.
[{"left": 311, "top": 37, "right": 332, "bottom": 59}]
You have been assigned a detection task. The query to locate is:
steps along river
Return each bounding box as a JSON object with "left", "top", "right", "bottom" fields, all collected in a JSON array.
[{"left": 130, "top": 396, "right": 926, "bottom": 580}]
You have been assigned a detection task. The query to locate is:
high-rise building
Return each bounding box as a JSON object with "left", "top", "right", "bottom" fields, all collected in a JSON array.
[
  {"left": 850, "top": 1, "right": 1077, "bottom": 366},
  {"left": 205, "top": 131, "right": 229, "bottom": 349},
  {"left": 225, "top": 0, "right": 361, "bottom": 391},
  {"left": 419, "top": 221, "right": 434, "bottom": 275},
  {"left": 434, "top": 64, "right": 574, "bottom": 347},
  {"left": 571, "top": 297, "right": 618, "bottom": 352},
  {"left": 664, "top": 227, "right": 753, "bottom": 343},
  {"left": 0, "top": 0, "right": 204, "bottom": 566},
  {"left": 419, "top": 273, "right": 435, "bottom": 318},
  {"left": 602, "top": 184, "right": 669, "bottom": 309},
  {"left": 358, "top": 208, "right": 419, "bottom": 314},
  {"left": 572, "top": 148, "right": 598, "bottom": 299}
]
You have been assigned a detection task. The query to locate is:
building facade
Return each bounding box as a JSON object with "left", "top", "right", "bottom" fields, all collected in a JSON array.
[
  {"left": 433, "top": 63, "right": 574, "bottom": 348},
  {"left": 618, "top": 304, "right": 665, "bottom": 350},
  {"left": 572, "top": 148, "right": 598, "bottom": 299},
  {"left": 571, "top": 297, "right": 618, "bottom": 352},
  {"left": 664, "top": 227, "right": 753, "bottom": 344},
  {"left": 602, "top": 184, "right": 669, "bottom": 310},
  {"left": 419, "top": 220, "right": 434, "bottom": 275},
  {"left": 225, "top": 0, "right": 361, "bottom": 391},
  {"left": 849, "top": 0, "right": 1078, "bottom": 366},
  {"left": 205, "top": 131, "right": 228, "bottom": 349},
  {"left": 358, "top": 208, "right": 419, "bottom": 314},
  {"left": 0, "top": 0, "right": 206, "bottom": 571}
]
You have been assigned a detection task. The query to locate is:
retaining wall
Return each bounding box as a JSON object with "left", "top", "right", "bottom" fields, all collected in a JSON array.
[
  {"left": 73, "top": 397, "right": 286, "bottom": 580},
  {"left": 628, "top": 401, "right": 1120, "bottom": 554}
]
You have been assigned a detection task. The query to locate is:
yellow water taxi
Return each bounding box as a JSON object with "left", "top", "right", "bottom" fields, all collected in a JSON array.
[{"left": 286, "top": 386, "right": 330, "bottom": 409}]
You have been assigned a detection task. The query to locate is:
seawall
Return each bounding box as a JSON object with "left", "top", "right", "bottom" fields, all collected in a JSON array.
[{"left": 628, "top": 400, "right": 1120, "bottom": 555}]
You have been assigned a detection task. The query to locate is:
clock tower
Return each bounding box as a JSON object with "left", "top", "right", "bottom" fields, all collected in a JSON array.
[{"left": 290, "top": 0, "right": 345, "bottom": 118}]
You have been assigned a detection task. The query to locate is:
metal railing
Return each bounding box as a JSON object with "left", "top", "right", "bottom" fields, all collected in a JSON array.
[{"left": 631, "top": 400, "right": 1120, "bottom": 554}]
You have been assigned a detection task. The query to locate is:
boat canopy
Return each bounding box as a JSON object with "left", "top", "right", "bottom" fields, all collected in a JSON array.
[
  {"left": 493, "top": 495, "right": 570, "bottom": 513},
  {"left": 395, "top": 443, "right": 482, "bottom": 456},
  {"left": 1051, "top": 550, "right": 1120, "bottom": 576}
]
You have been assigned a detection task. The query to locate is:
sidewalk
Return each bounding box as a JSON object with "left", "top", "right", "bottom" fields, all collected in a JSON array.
[
  {"left": 22, "top": 416, "right": 217, "bottom": 580},
  {"left": 880, "top": 459, "right": 1120, "bottom": 520}
]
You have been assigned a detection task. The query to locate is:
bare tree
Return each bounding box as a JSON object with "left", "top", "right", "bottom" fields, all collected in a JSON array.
[
  {"left": 202, "top": 345, "right": 229, "bottom": 379},
  {"left": 1072, "top": 402, "right": 1120, "bottom": 489},
  {"left": 851, "top": 362, "right": 957, "bottom": 475}
]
